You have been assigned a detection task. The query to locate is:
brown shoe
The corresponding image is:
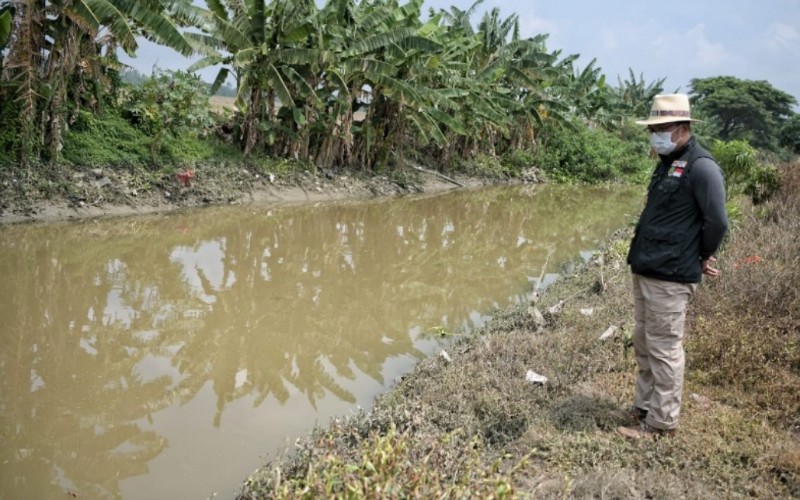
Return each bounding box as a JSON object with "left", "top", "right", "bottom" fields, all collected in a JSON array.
[
  {"left": 616, "top": 423, "right": 676, "bottom": 440},
  {"left": 609, "top": 406, "right": 648, "bottom": 423}
]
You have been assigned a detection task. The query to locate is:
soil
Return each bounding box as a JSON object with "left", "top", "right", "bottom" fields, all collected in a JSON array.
[{"left": 0, "top": 167, "right": 525, "bottom": 225}]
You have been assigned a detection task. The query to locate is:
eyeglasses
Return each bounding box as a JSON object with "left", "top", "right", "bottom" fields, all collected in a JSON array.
[{"left": 648, "top": 123, "right": 680, "bottom": 133}]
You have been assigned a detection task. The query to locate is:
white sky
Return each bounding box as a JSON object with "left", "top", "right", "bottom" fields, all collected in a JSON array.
[{"left": 120, "top": 0, "right": 800, "bottom": 106}]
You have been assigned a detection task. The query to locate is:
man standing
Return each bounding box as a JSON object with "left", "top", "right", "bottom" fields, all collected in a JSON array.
[{"left": 617, "top": 94, "right": 728, "bottom": 439}]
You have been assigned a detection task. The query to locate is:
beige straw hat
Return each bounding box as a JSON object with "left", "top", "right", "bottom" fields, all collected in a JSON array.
[{"left": 636, "top": 93, "right": 702, "bottom": 126}]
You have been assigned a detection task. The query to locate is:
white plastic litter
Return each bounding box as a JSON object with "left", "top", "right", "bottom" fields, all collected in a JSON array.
[
  {"left": 599, "top": 325, "right": 618, "bottom": 341},
  {"left": 525, "top": 370, "right": 548, "bottom": 384}
]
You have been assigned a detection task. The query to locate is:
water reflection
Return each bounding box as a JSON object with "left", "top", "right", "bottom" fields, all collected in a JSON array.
[{"left": 0, "top": 184, "right": 641, "bottom": 499}]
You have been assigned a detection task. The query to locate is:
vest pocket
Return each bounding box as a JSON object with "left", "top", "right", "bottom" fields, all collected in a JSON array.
[
  {"left": 657, "top": 177, "right": 681, "bottom": 194},
  {"left": 632, "top": 226, "right": 684, "bottom": 276}
]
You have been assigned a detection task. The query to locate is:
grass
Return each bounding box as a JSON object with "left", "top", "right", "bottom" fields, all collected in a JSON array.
[{"left": 238, "top": 161, "right": 800, "bottom": 499}]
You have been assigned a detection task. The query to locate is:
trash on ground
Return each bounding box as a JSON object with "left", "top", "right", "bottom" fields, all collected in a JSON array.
[
  {"left": 525, "top": 370, "right": 548, "bottom": 384},
  {"left": 599, "top": 325, "right": 618, "bottom": 341}
]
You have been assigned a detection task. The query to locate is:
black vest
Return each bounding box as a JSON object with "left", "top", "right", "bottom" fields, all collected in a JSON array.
[{"left": 627, "top": 139, "right": 715, "bottom": 283}]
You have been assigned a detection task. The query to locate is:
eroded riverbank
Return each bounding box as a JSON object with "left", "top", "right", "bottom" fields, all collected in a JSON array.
[{"left": 0, "top": 166, "right": 513, "bottom": 225}]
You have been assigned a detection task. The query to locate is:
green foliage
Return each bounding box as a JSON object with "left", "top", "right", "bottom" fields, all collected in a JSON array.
[
  {"left": 462, "top": 152, "right": 531, "bottom": 178},
  {"left": 124, "top": 70, "right": 213, "bottom": 162},
  {"left": 725, "top": 199, "right": 743, "bottom": 228},
  {"left": 119, "top": 68, "right": 149, "bottom": 86},
  {"left": 62, "top": 109, "right": 153, "bottom": 168},
  {"left": 0, "top": 0, "right": 195, "bottom": 163},
  {"left": 535, "top": 124, "right": 652, "bottom": 183},
  {"left": 744, "top": 163, "right": 780, "bottom": 205},
  {"left": 779, "top": 114, "right": 800, "bottom": 154},
  {"left": 690, "top": 76, "right": 798, "bottom": 151},
  {"left": 0, "top": 8, "right": 11, "bottom": 51},
  {"left": 62, "top": 107, "right": 241, "bottom": 170},
  {"left": 711, "top": 139, "right": 779, "bottom": 203},
  {"left": 609, "top": 69, "right": 667, "bottom": 120},
  {"left": 0, "top": 96, "right": 20, "bottom": 167},
  {"left": 615, "top": 118, "right": 650, "bottom": 144},
  {"left": 502, "top": 148, "right": 536, "bottom": 174},
  {"left": 711, "top": 139, "right": 757, "bottom": 193},
  {"left": 122, "top": 68, "right": 237, "bottom": 97}
]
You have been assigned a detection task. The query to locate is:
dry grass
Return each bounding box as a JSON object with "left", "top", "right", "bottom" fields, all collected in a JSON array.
[
  {"left": 689, "top": 161, "right": 800, "bottom": 431},
  {"left": 210, "top": 95, "right": 237, "bottom": 115},
  {"left": 238, "top": 162, "right": 800, "bottom": 499}
]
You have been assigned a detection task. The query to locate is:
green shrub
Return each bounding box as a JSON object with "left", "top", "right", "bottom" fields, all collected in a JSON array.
[
  {"left": 535, "top": 124, "right": 651, "bottom": 183},
  {"left": 462, "top": 153, "right": 509, "bottom": 178},
  {"left": 502, "top": 148, "right": 536, "bottom": 174},
  {"left": 124, "top": 70, "right": 214, "bottom": 162},
  {"left": 62, "top": 106, "right": 246, "bottom": 171},
  {"left": 745, "top": 163, "right": 781, "bottom": 204},
  {"left": 160, "top": 133, "right": 218, "bottom": 165},
  {"left": 711, "top": 139, "right": 757, "bottom": 197},
  {"left": 712, "top": 139, "right": 781, "bottom": 203},
  {"left": 62, "top": 108, "right": 152, "bottom": 168}
]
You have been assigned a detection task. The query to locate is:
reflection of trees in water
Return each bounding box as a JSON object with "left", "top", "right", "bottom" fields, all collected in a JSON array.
[
  {"left": 0, "top": 224, "right": 184, "bottom": 498},
  {"left": 160, "top": 184, "right": 639, "bottom": 423},
  {"left": 0, "top": 184, "right": 641, "bottom": 498}
]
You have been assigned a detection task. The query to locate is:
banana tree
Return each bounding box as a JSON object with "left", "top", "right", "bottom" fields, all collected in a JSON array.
[
  {"left": 434, "top": 7, "right": 574, "bottom": 159},
  {"left": 187, "top": 0, "right": 321, "bottom": 155},
  {"left": 1, "top": 0, "right": 193, "bottom": 163},
  {"left": 285, "top": 0, "right": 447, "bottom": 169},
  {"left": 608, "top": 68, "right": 666, "bottom": 122}
]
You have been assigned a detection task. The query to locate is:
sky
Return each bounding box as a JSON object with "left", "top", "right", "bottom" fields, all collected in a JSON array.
[{"left": 121, "top": 0, "right": 800, "bottom": 107}]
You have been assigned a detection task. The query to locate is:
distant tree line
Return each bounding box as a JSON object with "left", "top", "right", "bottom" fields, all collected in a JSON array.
[
  {"left": 121, "top": 68, "right": 237, "bottom": 97},
  {"left": 0, "top": 0, "right": 796, "bottom": 172}
]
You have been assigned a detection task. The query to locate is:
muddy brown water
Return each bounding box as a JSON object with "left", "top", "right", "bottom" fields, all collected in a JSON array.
[{"left": 0, "top": 184, "right": 642, "bottom": 499}]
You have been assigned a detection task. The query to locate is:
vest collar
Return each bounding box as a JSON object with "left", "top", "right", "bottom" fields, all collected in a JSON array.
[{"left": 659, "top": 135, "right": 695, "bottom": 164}]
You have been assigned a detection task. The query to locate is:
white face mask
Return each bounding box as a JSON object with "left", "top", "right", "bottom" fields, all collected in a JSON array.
[{"left": 650, "top": 131, "right": 677, "bottom": 155}]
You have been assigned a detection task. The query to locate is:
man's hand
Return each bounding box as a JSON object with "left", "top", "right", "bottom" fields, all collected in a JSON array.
[{"left": 702, "top": 256, "right": 720, "bottom": 277}]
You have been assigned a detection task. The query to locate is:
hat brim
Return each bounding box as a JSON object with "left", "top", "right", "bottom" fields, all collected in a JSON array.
[{"left": 635, "top": 116, "right": 703, "bottom": 126}]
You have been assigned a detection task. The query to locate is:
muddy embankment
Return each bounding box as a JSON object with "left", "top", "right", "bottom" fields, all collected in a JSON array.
[{"left": 0, "top": 165, "right": 538, "bottom": 225}]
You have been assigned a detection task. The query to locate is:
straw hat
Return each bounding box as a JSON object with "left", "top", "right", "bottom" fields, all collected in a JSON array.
[{"left": 635, "top": 93, "right": 702, "bottom": 126}]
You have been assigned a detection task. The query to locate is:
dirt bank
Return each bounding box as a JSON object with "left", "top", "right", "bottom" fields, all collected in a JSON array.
[{"left": 0, "top": 166, "right": 518, "bottom": 225}]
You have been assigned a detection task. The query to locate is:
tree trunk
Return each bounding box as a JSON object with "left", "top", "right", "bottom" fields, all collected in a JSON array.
[
  {"left": 243, "top": 87, "right": 262, "bottom": 155},
  {"left": 4, "top": 0, "right": 45, "bottom": 166}
]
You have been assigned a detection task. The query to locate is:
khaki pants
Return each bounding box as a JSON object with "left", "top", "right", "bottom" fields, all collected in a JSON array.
[{"left": 632, "top": 274, "right": 697, "bottom": 430}]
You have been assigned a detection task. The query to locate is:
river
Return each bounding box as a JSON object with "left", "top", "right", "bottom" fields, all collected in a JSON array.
[{"left": 0, "top": 184, "right": 642, "bottom": 499}]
